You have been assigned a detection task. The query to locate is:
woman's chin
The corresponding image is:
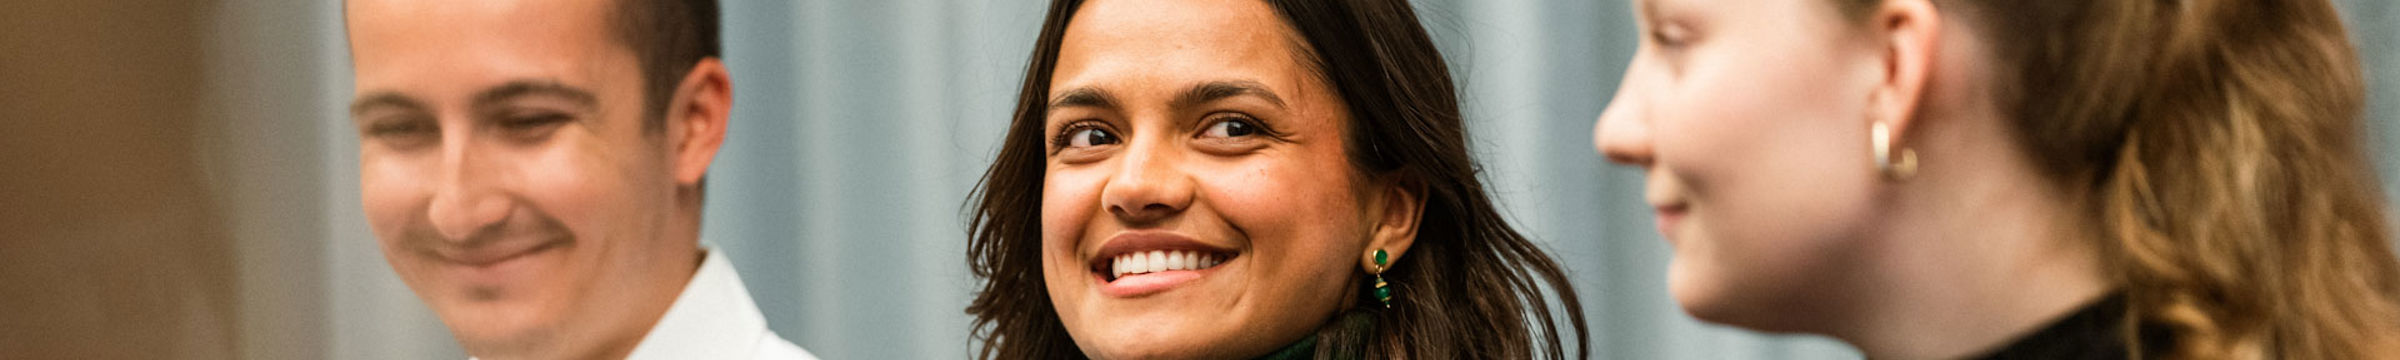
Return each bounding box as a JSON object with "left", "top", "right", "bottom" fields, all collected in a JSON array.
[
  {"left": 1667, "top": 264, "right": 1820, "bottom": 334},
  {"left": 1665, "top": 258, "right": 1743, "bottom": 326},
  {"left": 1075, "top": 326, "right": 1234, "bottom": 360}
]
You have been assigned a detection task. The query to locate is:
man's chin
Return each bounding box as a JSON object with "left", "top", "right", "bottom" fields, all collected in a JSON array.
[{"left": 432, "top": 296, "right": 563, "bottom": 356}]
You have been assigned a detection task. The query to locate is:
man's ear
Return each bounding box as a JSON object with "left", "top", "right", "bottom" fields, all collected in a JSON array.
[
  {"left": 1362, "top": 178, "right": 1426, "bottom": 271},
  {"left": 667, "top": 58, "right": 731, "bottom": 187},
  {"left": 1864, "top": 0, "right": 1941, "bottom": 139}
]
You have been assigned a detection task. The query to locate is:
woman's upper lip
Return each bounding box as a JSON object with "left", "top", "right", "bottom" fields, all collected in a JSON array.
[
  {"left": 1647, "top": 190, "right": 1688, "bottom": 214},
  {"left": 1651, "top": 201, "right": 1688, "bottom": 214},
  {"left": 1090, "top": 230, "right": 1236, "bottom": 269}
]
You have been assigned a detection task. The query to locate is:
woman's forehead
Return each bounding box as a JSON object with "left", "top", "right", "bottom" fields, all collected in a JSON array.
[{"left": 1049, "top": 0, "right": 1322, "bottom": 107}]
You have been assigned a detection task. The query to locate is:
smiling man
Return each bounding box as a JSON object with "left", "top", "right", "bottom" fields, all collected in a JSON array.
[{"left": 344, "top": 0, "right": 812, "bottom": 359}]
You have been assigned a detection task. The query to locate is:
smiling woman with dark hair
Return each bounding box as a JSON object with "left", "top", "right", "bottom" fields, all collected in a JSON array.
[{"left": 963, "top": 0, "right": 1588, "bottom": 359}]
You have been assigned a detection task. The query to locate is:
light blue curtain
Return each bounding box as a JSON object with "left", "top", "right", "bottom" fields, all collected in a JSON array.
[
  {"left": 214, "top": 0, "right": 2399, "bottom": 359},
  {"left": 2349, "top": 0, "right": 2400, "bottom": 196}
]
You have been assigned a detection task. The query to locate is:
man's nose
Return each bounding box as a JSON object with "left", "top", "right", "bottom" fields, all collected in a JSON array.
[{"left": 426, "top": 140, "right": 512, "bottom": 242}]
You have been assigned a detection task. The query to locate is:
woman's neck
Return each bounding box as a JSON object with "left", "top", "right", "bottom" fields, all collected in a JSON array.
[{"left": 1831, "top": 109, "right": 2113, "bottom": 359}]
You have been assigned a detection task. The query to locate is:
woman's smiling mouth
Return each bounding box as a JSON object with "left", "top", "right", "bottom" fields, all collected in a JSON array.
[
  {"left": 1089, "top": 231, "right": 1239, "bottom": 297},
  {"left": 1108, "top": 250, "right": 1228, "bottom": 279}
]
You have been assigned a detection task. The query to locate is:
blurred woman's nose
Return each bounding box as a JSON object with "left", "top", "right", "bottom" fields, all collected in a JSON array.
[
  {"left": 1595, "top": 82, "right": 1656, "bottom": 167},
  {"left": 426, "top": 137, "right": 513, "bottom": 241},
  {"left": 1101, "top": 134, "right": 1194, "bottom": 224}
]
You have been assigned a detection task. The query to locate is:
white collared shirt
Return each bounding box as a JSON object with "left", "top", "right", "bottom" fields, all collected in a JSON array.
[
  {"left": 472, "top": 248, "right": 817, "bottom": 360},
  {"left": 624, "top": 249, "right": 817, "bottom": 360}
]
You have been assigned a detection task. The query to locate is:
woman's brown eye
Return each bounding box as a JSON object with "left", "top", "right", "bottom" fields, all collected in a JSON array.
[
  {"left": 1067, "top": 127, "right": 1120, "bottom": 148},
  {"left": 1048, "top": 121, "right": 1123, "bottom": 153},
  {"left": 1201, "top": 117, "right": 1260, "bottom": 138}
]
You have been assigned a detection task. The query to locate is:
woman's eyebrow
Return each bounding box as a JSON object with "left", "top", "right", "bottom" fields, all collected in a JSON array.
[
  {"left": 1175, "top": 80, "right": 1286, "bottom": 110},
  {"left": 1049, "top": 87, "right": 1119, "bottom": 111},
  {"left": 1046, "top": 80, "right": 1286, "bottom": 114}
]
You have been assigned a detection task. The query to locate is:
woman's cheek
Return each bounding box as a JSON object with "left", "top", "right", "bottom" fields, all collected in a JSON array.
[
  {"left": 1205, "top": 159, "right": 1359, "bottom": 277},
  {"left": 1038, "top": 167, "right": 1105, "bottom": 322},
  {"left": 1041, "top": 168, "right": 1106, "bottom": 254},
  {"left": 1194, "top": 161, "right": 1320, "bottom": 238}
]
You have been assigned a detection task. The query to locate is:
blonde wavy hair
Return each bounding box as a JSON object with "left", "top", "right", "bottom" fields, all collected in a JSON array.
[{"left": 1835, "top": 0, "right": 2400, "bottom": 358}]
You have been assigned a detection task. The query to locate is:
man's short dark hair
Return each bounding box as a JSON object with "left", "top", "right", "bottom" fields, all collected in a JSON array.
[{"left": 610, "top": 0, "right": 720, "bottom": 131}]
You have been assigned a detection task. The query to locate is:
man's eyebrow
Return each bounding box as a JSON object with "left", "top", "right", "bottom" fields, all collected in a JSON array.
[
  {"left": 1048, "top": 87, "right": 1118, "bottom": 111},
  {"left": 350, "top": 91, "right": 427, "bottom": 117},
  {"left": 1175, "top": 80, "right": 1286, "bottom": 110},
  {"left": 472, "top": 80, "right": 599, "bottom": 110}
]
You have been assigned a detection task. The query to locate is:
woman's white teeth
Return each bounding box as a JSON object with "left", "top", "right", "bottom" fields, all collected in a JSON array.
[{"left": 1111, "top": 250, "right": 1225, "bottom": 279}]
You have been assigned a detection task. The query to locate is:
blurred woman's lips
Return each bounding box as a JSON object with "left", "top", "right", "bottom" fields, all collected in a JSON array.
[
  {"left": 1644, "top": 175, "right": 1688, "bottom": 243},
  {"left": 1089, "top": 230, "right": 1238, "bottom": 298},
  {"left": 1652, "top": 201, "right": 1688, "bottom": 242}
]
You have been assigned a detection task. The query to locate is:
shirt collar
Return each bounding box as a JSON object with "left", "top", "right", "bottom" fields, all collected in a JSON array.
[{"left": 622, "top": 247, "right": 773, "bottom": 360}]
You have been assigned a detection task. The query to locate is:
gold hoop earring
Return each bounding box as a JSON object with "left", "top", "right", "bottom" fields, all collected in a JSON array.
[{"left": 1872, "top": 121, "right": 1917, "bottom": 181}]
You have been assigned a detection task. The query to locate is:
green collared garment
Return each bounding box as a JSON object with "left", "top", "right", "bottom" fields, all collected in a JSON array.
[{"left": 1254, "top": 309, "right": 1377, "bottom": 360}]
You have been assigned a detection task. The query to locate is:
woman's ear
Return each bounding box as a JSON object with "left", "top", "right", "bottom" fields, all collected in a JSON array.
[
  {"left": 669, "top": 58, "right": 733, "bottom": 187},
  {"left": 1864, "top": 0, "right": 1941, "bottom": 139},
  {"left": 1363, "top": 178, "right": 1426, "bottom": 271}
]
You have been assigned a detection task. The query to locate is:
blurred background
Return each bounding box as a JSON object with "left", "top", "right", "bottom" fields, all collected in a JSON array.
[{"left": 3, "top": 0, "right": 2395, "bottom": 359}]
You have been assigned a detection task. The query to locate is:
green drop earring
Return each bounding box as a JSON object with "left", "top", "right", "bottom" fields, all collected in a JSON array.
[{"left": 1371, "top": 249, "right": 1393, "bottom": 308}]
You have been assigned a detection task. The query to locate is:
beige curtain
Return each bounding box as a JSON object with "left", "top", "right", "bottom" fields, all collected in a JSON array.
[{"left": 0, "top": 1, "right": 238, "bottom": 359}]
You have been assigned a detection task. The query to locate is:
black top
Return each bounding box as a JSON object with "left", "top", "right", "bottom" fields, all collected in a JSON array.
[
  {"left": 1256, "top": 309, "right": 1377, "bottom": 360},
  {"left": 1973, "top": 293, "right": 2175, "bottom": 360}
]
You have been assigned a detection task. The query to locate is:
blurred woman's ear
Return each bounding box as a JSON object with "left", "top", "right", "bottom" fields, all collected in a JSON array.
[{"left": 1859, "top": 0, "right": 1941, "bottom": 151}]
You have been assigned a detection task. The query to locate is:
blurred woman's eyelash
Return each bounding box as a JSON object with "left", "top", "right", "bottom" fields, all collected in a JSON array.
[{"left": 1650, "top": 23, "right": 1692, "bottom": 48}]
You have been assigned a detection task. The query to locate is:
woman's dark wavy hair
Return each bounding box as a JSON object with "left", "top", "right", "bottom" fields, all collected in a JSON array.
[{"left": 964, "top": 0, "right": 1589, "bottom": 358}]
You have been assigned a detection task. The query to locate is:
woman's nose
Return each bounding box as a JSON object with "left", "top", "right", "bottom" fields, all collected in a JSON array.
[
  {"left": 1595, "top": 85, "right": 1656, "bottom": 167},
  {"left": 1101, "top": 137, "right": 1194, "bottom": 224}
]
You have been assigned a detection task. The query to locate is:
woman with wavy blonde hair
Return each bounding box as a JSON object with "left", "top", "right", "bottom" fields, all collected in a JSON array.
[{"left": 1595, "top": 0, "right": 2400, "bottom": 358}]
